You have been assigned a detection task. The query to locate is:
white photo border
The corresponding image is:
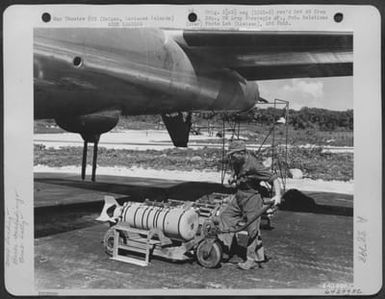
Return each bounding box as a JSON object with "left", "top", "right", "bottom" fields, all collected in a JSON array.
[{"left": 3, "top": 4, "right": 382, "bottom": 296}]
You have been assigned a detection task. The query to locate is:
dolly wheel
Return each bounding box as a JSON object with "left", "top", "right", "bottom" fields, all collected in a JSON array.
[
  {"left": 103, "top": 227, "right": 127, "bottom": 256},
  {"left": 196, "top": 240, "right": 222, "bottom": 268}
]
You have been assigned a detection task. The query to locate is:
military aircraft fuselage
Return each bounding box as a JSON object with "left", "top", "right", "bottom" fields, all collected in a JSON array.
[
  {"left": 32, "top": 27, "right": 353, "bottom": 180},
  {"left": 34, "top": 28, "right": 259, "bottom": 119}
]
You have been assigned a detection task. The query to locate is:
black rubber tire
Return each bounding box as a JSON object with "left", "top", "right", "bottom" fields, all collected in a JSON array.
[
  {"left": 196, "top": 240, "right": 222, "bottom": 268},
  {"left": 103, "top": 227, "right": 127, "bottom": 256}
]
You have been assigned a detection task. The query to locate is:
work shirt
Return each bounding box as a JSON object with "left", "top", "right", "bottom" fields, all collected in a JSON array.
[{"left": 232, "top": 153, "right": 277, "bottom": 192}]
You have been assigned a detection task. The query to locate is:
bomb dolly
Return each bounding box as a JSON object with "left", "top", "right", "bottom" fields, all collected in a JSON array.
[{"left": 97, "top": 193, "right": 275, "bottom": 268}]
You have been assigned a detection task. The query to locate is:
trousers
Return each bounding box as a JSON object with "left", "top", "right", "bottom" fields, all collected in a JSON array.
[{"left": 219, "top": 190, "right": 265, "bottom": 261}]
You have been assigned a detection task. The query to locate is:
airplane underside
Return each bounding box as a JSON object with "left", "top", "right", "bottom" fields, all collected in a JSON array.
[
  {"left": 53, "top": 109, "right": 194, "bottom": 181},
  {"left": 33, "top": 27, "right": 352, "bottom": 181}
]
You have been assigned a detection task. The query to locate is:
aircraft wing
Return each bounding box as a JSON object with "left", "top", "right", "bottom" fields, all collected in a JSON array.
[
  {"left": 33, "top": 28, "right": 354, "bottom": 180},
  {"left": 172, "top": 30, "right": 353, "bottom": 80}
]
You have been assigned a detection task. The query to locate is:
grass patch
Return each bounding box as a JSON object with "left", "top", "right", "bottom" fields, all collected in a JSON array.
[{"left": 34, "top": 145, "right": 353, "bottom": 181}]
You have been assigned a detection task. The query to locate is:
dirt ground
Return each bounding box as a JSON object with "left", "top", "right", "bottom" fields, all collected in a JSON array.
[{"left": 34, "top": 173, "right": 353, "bottom": 294}]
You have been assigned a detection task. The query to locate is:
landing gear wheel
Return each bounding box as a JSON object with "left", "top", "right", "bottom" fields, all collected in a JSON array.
[
  {"left": 196, "top": 239, "right": 222, "bottom": 268},
  {"left": 103, "top": 227, "right": 128, "bottom": 256}
]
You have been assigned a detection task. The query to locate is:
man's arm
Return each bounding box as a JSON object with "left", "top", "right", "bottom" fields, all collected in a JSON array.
[{"left": 271, "top": 177, "right": 282, "bottom": 205}]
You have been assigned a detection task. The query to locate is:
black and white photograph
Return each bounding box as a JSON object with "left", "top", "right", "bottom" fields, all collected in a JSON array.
[{"left": 3, "top": 4, "right": 382, "bottom": 296}]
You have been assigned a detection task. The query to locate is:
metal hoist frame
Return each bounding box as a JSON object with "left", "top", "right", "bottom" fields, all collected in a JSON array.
[{"left": 218, "top": 99, "right": 290, "bottom": 191}]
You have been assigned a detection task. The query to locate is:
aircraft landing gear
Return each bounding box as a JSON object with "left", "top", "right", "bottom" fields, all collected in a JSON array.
[
  {"left": 55, "top": 109, "right": 120, "bottom": 182},
  {"left": 80, "top": 133, "right": 100, "bottom": 182}
]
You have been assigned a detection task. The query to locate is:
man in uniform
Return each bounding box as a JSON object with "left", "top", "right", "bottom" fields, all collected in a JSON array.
[{"left": 219, "top": 140, "right": 282, "bottom": 270}]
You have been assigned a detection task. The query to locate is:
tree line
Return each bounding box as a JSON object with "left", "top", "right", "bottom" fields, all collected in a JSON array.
[
  {"left": 208, "top": 107, "right": 353, "bottom": 131},
  {"left": 121, "top": 107, "right": 353, "bottom": 132},
  {"left": 254, "top": 107, "right": 353, "bottom": 131}
]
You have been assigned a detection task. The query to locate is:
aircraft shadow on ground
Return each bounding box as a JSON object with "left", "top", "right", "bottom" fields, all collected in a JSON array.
[
  {"left": 34, "top": 177, "right": 229, "bottom": 202},
  {"left": 281, "top": 189, "right": 353, "bottom": 217},
  {"left": 35, "top": 177, "right": 352, "bottom": 217},
  {"left": 34, "top": 178, "right": 229, "bottom": 238},
  {"left": 34, "top": 178, "right": 352, "bottom": 238}
]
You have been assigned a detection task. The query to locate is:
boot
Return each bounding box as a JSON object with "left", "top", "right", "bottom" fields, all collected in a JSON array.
[
  {"left": 237, "top": 258, "right": 257, "bottom": 270},
  {"left": 256, "top": 254, "right": 270, "bottom": 263},
  {"left": 228, "top": 255, "right": 244, "bottom": 264}
]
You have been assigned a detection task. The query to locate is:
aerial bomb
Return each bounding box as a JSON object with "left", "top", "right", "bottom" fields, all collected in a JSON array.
[{"left": 97, "top": 196, "right": 199, "bottom": 241}]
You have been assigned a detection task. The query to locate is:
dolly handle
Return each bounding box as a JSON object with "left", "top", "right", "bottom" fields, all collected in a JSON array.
[
  {"left": 219, "top": 200, "right": 275, "bottom": 234},
  {"left": 263, "top": 199, "right": 275, "bottom": 206}
]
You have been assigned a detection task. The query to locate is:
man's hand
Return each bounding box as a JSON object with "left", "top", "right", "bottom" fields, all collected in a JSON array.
[
  {"left": 228, "top": 175, "right": 246, "bottom": 187},
  {"left": 271, "top": 194, "right": 281, "bottom": 206},
  {"left": 226, "top": 178, "right": 237, "bottom": 189},
  {"left": 228, "top": 177, "right": 236, "bottom": 185}
]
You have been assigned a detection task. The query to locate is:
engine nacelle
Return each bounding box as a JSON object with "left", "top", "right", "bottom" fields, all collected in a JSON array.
[
  {"left": 55, "top": 109, "right": 120, "bottom": 141},
  {"left": 203, "top": 70, "right": 259, "bottom": 112}
]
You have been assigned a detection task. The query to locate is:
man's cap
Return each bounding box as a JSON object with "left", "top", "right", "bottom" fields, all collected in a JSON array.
[{"left": 227, "top": 140, "right": 247, "bottom": 155}]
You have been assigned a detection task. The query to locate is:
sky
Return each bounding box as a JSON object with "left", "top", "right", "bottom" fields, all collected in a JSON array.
[{"left": 257, "top": 76, "right": 353, "bottom": 111}]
